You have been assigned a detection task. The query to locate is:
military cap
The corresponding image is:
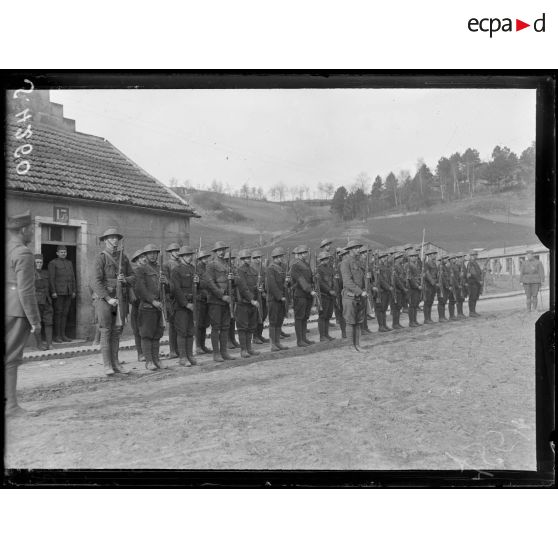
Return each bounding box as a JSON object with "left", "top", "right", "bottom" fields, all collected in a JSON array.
[
  {"left": 34, "top": 253, "right": 44, "bottom": 260},
  {"left": 239, "top": 249, "right": 252, "bottom": 259},
  {"left": 137, "top": 243, "right": 161, "bottom": 257},
  {"left": 224, "top": 251, "right": 236, "bottom": 260},
  {"left": 318, "top": 251, "right": 331, "bottom": 261},
  {"left": 7, "top": 210, "right": 32, "bottom": 230},
  {"left": 130, "top": 249, "right": 143, "bottom": 262},
  {"left": 358, "top": 246, "right": 368, "bottom": 254},
  {"left": 56, "top": 245, "right": 68, "bottom": 251},
  {"left": 345, "top": 240, "right": 363, "bottom": 251},
  {"left": 441, "top": 254, "right": 449, "bottom": 260},
  {"left": 293, "top": 244, "right": 309, "bottom": 254},
  {"left": 212, "top": 240, "right": 229, "bottom": 251},
  {"left": 166, "top": 242, "right": 180, "bottom": 252},
  {"left": 99, "top": 227, "right": 123, "bottom": 240},
  {"left": 251, "top": 250, "right": 263, "bottom": 258},
  {"left": 197, "top": 250, "right": 211, "bottom": 260},
  {"left": 177, "top": 245, "right": 195, "bottom": 256},
  {"left": 320, "top": 238, "right": 333, "bottom": 248},
  {"left": 448, "top": 254, "right": 457, "bottom": 260},
  {"left": 271, "top": 247, "right": 286, "bottom": 258}
]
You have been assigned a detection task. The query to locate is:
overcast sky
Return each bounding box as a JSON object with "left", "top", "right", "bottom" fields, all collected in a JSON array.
[{"left": 50, "top": 88, "right": 535, "bottom": 192}]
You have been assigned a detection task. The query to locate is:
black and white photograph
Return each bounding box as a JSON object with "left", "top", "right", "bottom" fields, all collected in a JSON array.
[{"left": 3, "top": 74, "right": 554, "bottom": 481}]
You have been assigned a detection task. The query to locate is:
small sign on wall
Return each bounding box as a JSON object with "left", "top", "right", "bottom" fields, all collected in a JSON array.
[{"left": 54, "top": 206, "right": 69, "bottom": 223}]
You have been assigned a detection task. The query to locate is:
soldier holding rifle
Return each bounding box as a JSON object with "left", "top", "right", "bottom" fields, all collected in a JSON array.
[
  {"left": 407, "top": 250, "right": 423, "bottom": 327},
  {"left": 266, "top": 247, "right": 290, "bottom": 352},
  {"left": 391, "top": 252, "right": 407, "bottom": 330},
  {"left": 447, "top": 254, "right": 460, "bottom": 321},
  {"left": 91, "top": 228, "right": 135, "bottom": 375},
  {"left": 333, "top": 247, "right": 347, "bottom": 339},
  {"left": 456, "top": 252, "right": 468, "bottom": 319},
  {"left": 290, "top": 245, "right": 317, "bottom": 347},
  {"left": 163, "top": 243, "right": 181, "bottom": 359},
  {"left": 466, "top": 250, "right": 483, "bottom": 317},
  {"left": 194, "top": 250, "right": 212, "bottom": 354},
  {"left": 437, "top": 254, "right": 450, "bottom": 322},
  {"left": 130, "top": 249, "right": 146, "bottom": 361},
  {"left": 422, "top": 250, "right": 438, "bottom": 324},
  {"left": 317, "top": 251, "right": 336, "bottom": 342},
  {"left": 374, "top": 253, "right": 393, "bottom": 333},
  {"left": 359, "top": 247, "right": 373, "bottom": 335},
  {"left": 252, "top": 250, "right": 269, "bottom": 344},
  {"left": 134, "top": 244, "right": 169, "bottom": 370}
]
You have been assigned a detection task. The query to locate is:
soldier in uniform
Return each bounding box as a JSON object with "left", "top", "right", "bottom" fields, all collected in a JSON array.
[
  {"left": 407, "top": 250, "right": 423, "bottom": 327},
  {"left": 194, "top": 250, "right": 213, "bottom": 354},
  {"left": 235, "top": 249, "right": 262, "bottom": 358},
  {"left": 519, "top": 249, "right": 545, "bottom": 312},
  {"left": 34, "top": 253, "right": 54, "bottom": 350},
  {"left": 171, "top": 245, "right": 198, "bottom": 367},
  {"left": 422, "top": 250, "right": 438, "bottom": 324},
  {"left": 163, "top": 242, "right": 181, "bottom": 359},
  {"left": 334, "top": 247, "right": 347, "bottom": 339},
  {"left": 6, "top": 211, "right": 42, "bottom": 416},
  {"left": 130, "top": 249, "right": 146, "bottom": 361},
  {"left": 205, "top": 241, "right": 236, "bottom": 362},
  {"left": 317, "top": 251, "right": 336, "bottom": 342},
  {"left": 447, "top": 254, "right": 460, "bottom": 321},
  {"left": 455, "top": 252, "right": 468, "bottom": 319},
  {"left": 340, "top": 240, "right": 367, "bottom": 349},
  {"left": 134, "top": 244, "right": 169, "bottom": 370},
  {"left": 358, "top": 246, "right": 373, "bottom": 334},
  {"left": 225, "top": 251, "right": 241, "bottom": 350},
  {"left": 375, "top": 253, "right": 393, "bottom": 332},
  {"left": 391, "top": 252, "right": 407, "bottom": 329},
  {"left": 437, "top": 255, "right": 450, "bottom": 322},
  {"left": 266, "top": 247, "right": 289, "bottom": 352},
  {"left": 466, "top": 251, "right": 483, "bottom": 317},
  {"left": 290, "top": 245, "right": 317, "bottom": 347},
  {"left": 91, "top": 228, "right": 135, "bottom": 375},
  {"left": 251, "top": 250, "right": 269, "bottom": 344},
  {"left": 48, "top": 244, "right": 76, "bottom": 342}
]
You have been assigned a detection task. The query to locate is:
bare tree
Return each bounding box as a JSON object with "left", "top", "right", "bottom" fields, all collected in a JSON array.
[{"left": 354, "top": 171, "right": 372, "bottom": 194}]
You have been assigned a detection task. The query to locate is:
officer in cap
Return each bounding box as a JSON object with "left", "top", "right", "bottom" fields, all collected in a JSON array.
[
  {"left": 466, "top": 250, "right": 483, "bottom": 317},
  {"left": 130, "top": 249, "right": 146, "bottom": 361},
  {"left": 33, "top": 253, "right": 54, "bottom": 350},
  {"left": 317, "top": 251, "right": 336, "bottom": 342},
  {"left": 251, "top": 250, "right": 268, "bottom": 344},
  {"left": 91, "top": 227, "right": 135, "bottom": 375},
  {"left": 194, "top": 249, "right": 213, "bottom": 355},
  {"left": 266, "top": 247, "right": 289, "bottom": 351},
  {"left": 340, "top": 240, "right": 367, "bottom": 349},
  {"left": 6, "top": 211, "right": 42, "bottom": 416},
  {"left": 205, "top": 241, "right": 236, "bottom": 362},
  {"left": 290, "top": 245, "right": 318, "bottom": 346},
  {"left": 48, "top": 244, "right": 76, "bottom": 342},
  {"left": 171, "top": 245, "right": 198, "bottom": 367},
  {"left": 422, "top": 249, "right": 438, "bottom": 324},
  {"left": 320, "top": 238, "right": 333, "bottom": 253},
  {"left": 163, "top": 242, "right": 181, "bottom": 359}
]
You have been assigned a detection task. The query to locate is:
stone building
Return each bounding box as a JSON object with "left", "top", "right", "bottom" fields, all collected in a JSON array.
[{"left": 6, "top": 90, "right": 199, "bottom": 340}]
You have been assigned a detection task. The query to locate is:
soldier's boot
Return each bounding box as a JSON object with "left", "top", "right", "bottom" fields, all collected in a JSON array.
[
  {"left": 275, "top": 327, "right": 289, "bottom": 350},
  {"left": 168, "top": 323, "right": 179, "bottom": 359},
  {"left": 53, "top": 321, "right": 63, "bottom": 344},
  {"left": 34, "top": 328, "right": 45, "bottom": 350},
  {"left": 142, "top": 339, "right": 157, "bottom": 370},
  {"left": 279, "top": 329, "right": 291, "bottom": 338},
  {"left": 409, "top": 308, "right": 419, "bottom": 327},
  {"left": 531, "top": 296, "right": 538, "bottom": 311},
  {"left": 198, "top": 327, "right": 212, "bottom": 354},
  {"left": 186, "top": 336, "right": 198, "bottom": 366},
  {"left": 269, "top": 327, "right": 281, "bottom": 352},
  {"left": 377, "top": 312, "right": 386, "bottom": 332},
  {"left": 325, "top": 319, "right": 335, "bottom": 340},
  {"left": 99, "top": 328, "right": 115, "bottom": 375},
  {"left": 177, "top": 336, "right": 189, "bottom": 367},
  {"left": 228, "top": 321, "right": 240, "bottom": 349},
  {"left": 239, "top": 331, "right": 251, "bottom": 358},
  {"left": 111, "top": 329, "right": 129, "bottom": 373},
  {"left": 211, "top": 329, "right": 224, "bottom": 362},
  {"left": 438, "top": 304, "right": 448, "bottom": 322},
  {"left": 383, "top": 311, "right": 393, "bottom": 331},
  {"left": 152, "top": 339, "right": 168, "bottom": 369},
  {"left": 303, "top": 319, "right": 315, "bottom": 345},
  {"left": 456, "top": 301, "right": 465, "bottom": 319},
  {"left": 448, "top": 302, "right": 457, "bottom": 321},
  {"left": 468, "top": 300, "right": 475, "bottom": 317},
  {"left": 60, "top": 313, "right": 72, "bottom": 342},
  {"left": 134, "top": 332, "right": 144, "bottom": 361},
  {"left": 44, "top": 325, "right": 53, "bottom": 350},
  {"left": 361, "top": 313, "right": 372, "bottom": 334},
  {"left": 247, "top": 332, "right": 260, "bottom": 356},
  {"left": 318, "top": 318, "right": 327, "bottom": 342},
  {"left": 253, "top": 323, "right": 268, "bottom": 344},
  {"left": 340, "top": 320, "right": 347, "bottom": 339},
  {"left": 424, "top": 306, "right": 434, "bottom": 324},
  {"left": 352, "top": 325, "right": 361, "bottom": 349},
  {"left": 220, "top": 330, "right": 237, "bottom": 360},
  {"left": 295, "top": 319, "right": 308, "bottom": 347}
]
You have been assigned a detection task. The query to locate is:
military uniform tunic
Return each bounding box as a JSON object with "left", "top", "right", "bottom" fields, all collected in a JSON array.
[
  {"left": 35, "top": 268, "right": 53, "bottom": 326},
  {"left": 340, "top": 254, "right": 365, "bottom": 325},
  {"left": 205, "top": 256, "right": 233, "bottom": 330},
  {"left": 375, "top": 263, "right": 392, "bottom": 313},
  {"left": 391, "top": 262, "right": 407, "bottom": 311},
  {"left": 317, "top": 260, "right": 335, "bottom": 321},
  {"left": 423, "top": 260, "right": 438, "bottom": 307},
  {"left": 234, "top": 262, "right": 259, "bottom": 332},
  {"left": 266, "top": 262, "right": 287, "bottom": 327},
  {"left": 407, "top": 262, "right": 422, "bottom": 309},
  {"left": 171, "top": 261, "right": 196, "bottom": 337},
  {"left": 134, "top": 261, "right": 165, "bottom": 339},
  {"left": 195, "top": 261, "right": 211, "bottom": 329},
  {"left": 290, "top": 258, "right": 314, "bottom": 321},
  {"left": 466, "top": 259, "right": 483, "bottom": 304}
]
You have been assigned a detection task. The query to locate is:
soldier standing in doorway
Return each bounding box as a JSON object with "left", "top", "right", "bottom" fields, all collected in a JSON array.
[
  {"left": 34, "top": 254, "right": 54, "bottom": 350},
  {"left": 6, "top": 211, "right": 42, "bottom": 416},
  {"left": 48, "top": 244, "right": 76, "bottom": 342},
  {"left": 163, "top": 243, "right": 181, "bottom": 359},
  {"left": 92, "top": 228, "right": 135, "bottom": 375},
  {"left": 194, "top": 250, "right": 213, "bottom": 355},
  {"left": 266, "top": 247, "right": 289, "bottom": 352}
]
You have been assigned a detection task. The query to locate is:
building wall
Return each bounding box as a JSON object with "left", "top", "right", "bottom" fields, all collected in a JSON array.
[
  {"left": 7, "top": 193, "right": 191, "bottom": 339},
  {"left": 479, "top": 250, "right": 550, "bottom": 278}
]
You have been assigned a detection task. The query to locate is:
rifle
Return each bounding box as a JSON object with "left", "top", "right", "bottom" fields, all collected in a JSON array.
[
  {"left": 391, "top": 262, "right": 398, "bottom": 306},
  {"left": 158, "top": 248, "right": 167, "bottom": 327},
  {"left": 256, "top": 257, "right": 264, "bottom": 324},
  {"left": 192, "top": 247, "right": 199, "bottom": 330},
  {"left": 437, "top": 262, "right": 447, "bottom": 300},
  {"left": 227, "top": 248, "right": 235, "bottom": 316},
  {"left": 333, "top": 250, "right": 342, "bottom": 311},
  {"left": 285, "top": 249, "right": 292, "bottom": 312},
  {"left": 311, "top": 251, "right": 323, "bottom": 312},
  {"left": 115, "top": 239, "right": 124, "bottom": 327},
  {"left": 364, "top": 249, "right": 374, "bottom": 315}
]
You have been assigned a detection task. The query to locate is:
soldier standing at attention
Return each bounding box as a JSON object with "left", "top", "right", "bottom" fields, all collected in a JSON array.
[
  {"left": 266, "top": 247, "right": 289, "bottom": 352},
  {"left": 163, "top": 243, "right": 181, "bottom": 359},
  {"left": 134, "top": 244, "right": 169, "bottom": 370},
  {"left": 422, "top": 250, "right": 438, "bottom": 324},
  {"left": 340, "top": 240, "right": 367, "bottom": 349},
  {"left": 375, "top": 253, "right": 392, "bottom": 333},
  {"left": 447, "top": 254, "right": 459, "bottom": 321},
  {"left": 251, "top": 250, "right": 269, "bottom": 344},
  {"left": 6, "top": 211, "right": 42, "bottom": 416},
  {"left": 225, "top": 251, "right": 241, "bottom": 350},
  {"left": 407, "top": 251, "right": 423, "bottom": 327},
  {"left": 391, "top": 252, "right": 407, "bottom": 329},
  {"left": 435, "top": 255, "right": 449, "bottom": 322},
  {"left": 194, "top": 250, "right": 213, "bottom": 355},
  {"left": 48, "top": 244, "right": 76, "bottom": 342},
  {"left": 205, "top": 241, "right": 236, "bottom": 362},
  {"left": 130, "top": 249, "right": 146, "bottom": 362},
  {"left": 455, "top": 252, "right": 468, "bottom": 319},
  {"left": 317, "top": 251, "right": 336, "bottom": 342},
  {"left": 290, "top": 245, "right": 317, "bottom": 347},
  {"left": 91, "top": 228, "right": 135, "bottom": 375},
  {"left": 34, "top": 253, "right": 54, "bottom": 350},
  {"left": 519, "top": 249, "right": 545, "bottom": 312},
  {"left": 171, "top": 245, "right": 198, "bottom": 367},
  {"left": 235, "top": 249, "right": 262, "bottom": 358},
  {"left": 466, "top": 251, "right": 483, "bottom": 317},
  {"left": 358, "top": 246, "right": 373, "bottom": 335}
]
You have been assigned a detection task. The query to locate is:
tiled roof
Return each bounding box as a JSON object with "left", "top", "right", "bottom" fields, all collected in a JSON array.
[{"left": 6, "top": 121, "right": 198, "bottom": 215}]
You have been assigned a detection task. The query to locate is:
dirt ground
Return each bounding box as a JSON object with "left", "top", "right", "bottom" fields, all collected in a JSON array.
[{"left": 5, "top": 293, "right": 546, "bottom": 470}]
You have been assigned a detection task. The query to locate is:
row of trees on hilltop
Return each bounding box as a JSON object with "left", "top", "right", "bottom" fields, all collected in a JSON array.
[{"left": 330, "top": 143, "right": 535, "bottom": 221}]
